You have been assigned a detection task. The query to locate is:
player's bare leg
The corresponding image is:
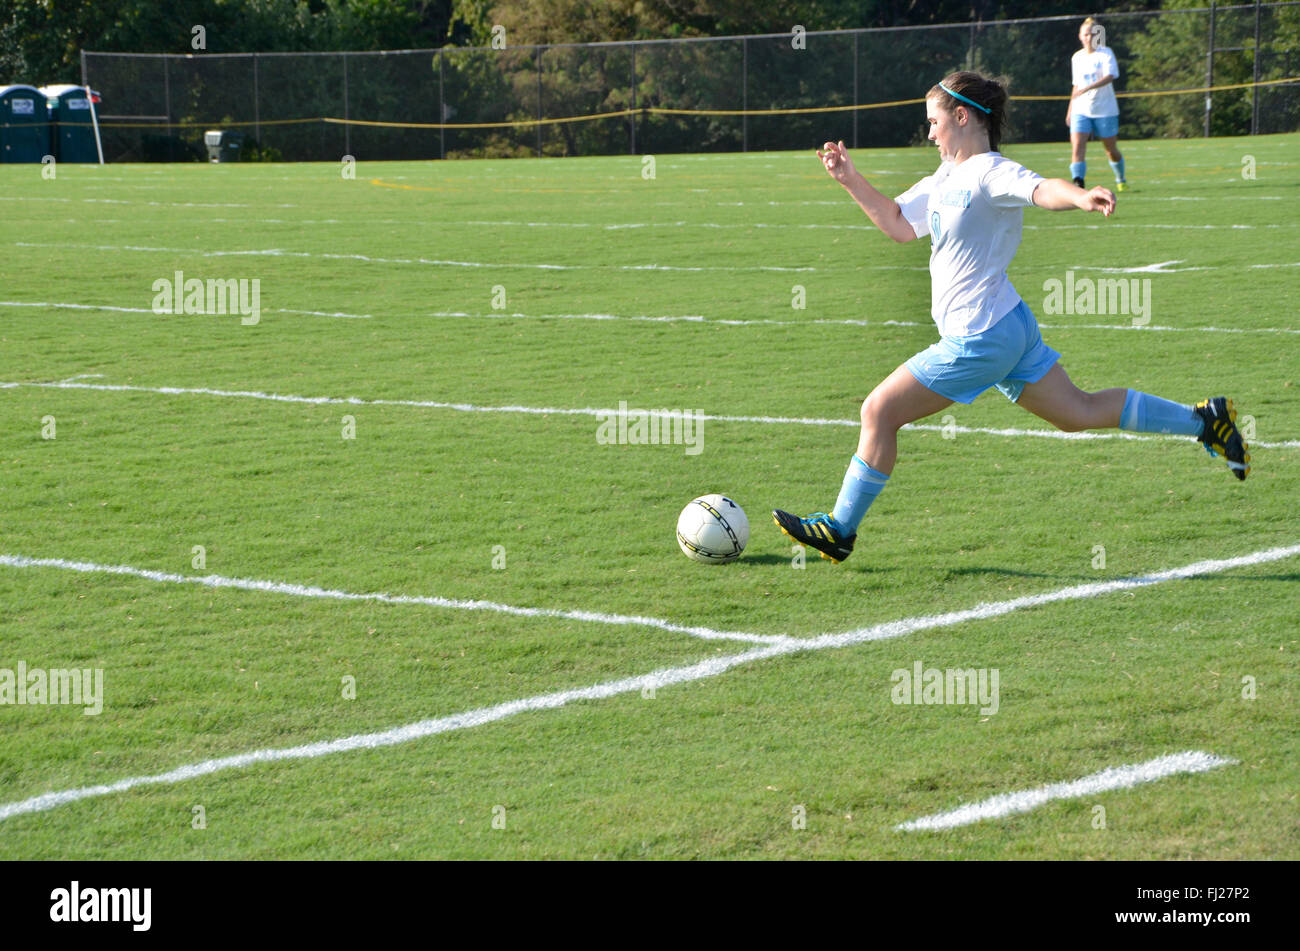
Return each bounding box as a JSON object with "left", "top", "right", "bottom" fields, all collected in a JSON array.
[
  {"left": 774, "top": 365, "right": 950, "bottom": 563},
  {"left": 1018, "top": 364, "right": 1249, "bottom": 478},
  {"left": 1069, "top": 132, "right": 1089, "bottom": 165},
  {"left": 856, "top": 363, "right": 954, "bottom": 473},
  {"left": 1069, "top": 131, "right": 1090, "bottom": 186},
  {"left": 1016, "top": 364, "right": 1125, "bottom": 432}
]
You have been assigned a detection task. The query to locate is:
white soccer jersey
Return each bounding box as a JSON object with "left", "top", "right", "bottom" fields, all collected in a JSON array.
[
  {"left": 895, "top": 152, "right": 1044, "bottom": 337},
  {"left": 1071, "top": 47, "right": 1120, "bottom": 117}
]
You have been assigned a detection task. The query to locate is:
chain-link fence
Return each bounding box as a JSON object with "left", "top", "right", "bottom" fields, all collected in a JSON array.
[{"left": 81, "top": 3, "right": 1300, "bottom": 162}]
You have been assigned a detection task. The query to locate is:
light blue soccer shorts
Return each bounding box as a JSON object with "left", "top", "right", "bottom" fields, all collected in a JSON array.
[
  {"left": 1070, "top": 113, "right": 1119, "bottom": 138},
  {"left": 904, "top": 300, "right": 1061, "bottom": 405}
]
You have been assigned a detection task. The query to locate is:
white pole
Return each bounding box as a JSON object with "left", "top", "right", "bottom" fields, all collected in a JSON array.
[{"left": 84, "top": 84, "right": 104, "bottom": 165}]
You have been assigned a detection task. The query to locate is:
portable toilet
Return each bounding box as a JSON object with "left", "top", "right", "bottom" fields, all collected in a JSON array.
[
  {"left": 0, "top": 85, "right": 51, "bottom": 163},
  {"left": 40, "top": 84, "right": 102, "bottom": 163},
  {"left": 204, "top": 130, "right": 245, "bottom": 162}
]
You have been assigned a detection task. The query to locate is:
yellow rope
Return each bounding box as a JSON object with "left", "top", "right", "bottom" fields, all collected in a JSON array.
[
  {"left": 322, "top": 110, "right": 635, "bottom": 129},
  {"left": 76, "top": 76, "right": 1299, "bottom": 131},
  {"left": 1019, "top": 75, "right": 1300, "bottom": 101}
]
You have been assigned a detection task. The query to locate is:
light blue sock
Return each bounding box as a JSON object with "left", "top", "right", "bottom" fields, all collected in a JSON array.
[
  {"left": 1119, "top": 390, "right": 1203, "bottom": 436},
  {"left": 831, "top": 455, "right": 889, "bottom": 536},
  {"left": 1070, "top": 160, "right": 1086, "bottom": 181},
  {"left": 1109, "top": 157, "right": 1126, "bottom": 183}
]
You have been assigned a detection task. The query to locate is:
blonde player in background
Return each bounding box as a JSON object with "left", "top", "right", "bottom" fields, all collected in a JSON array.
[{"left": 1068, "top": 16, "right": 1126, "bottom": 190}]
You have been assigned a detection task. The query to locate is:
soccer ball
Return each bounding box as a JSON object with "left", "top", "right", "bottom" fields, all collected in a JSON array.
[{"left": 676, "top": 494, "right": 749, "bottom": 564}]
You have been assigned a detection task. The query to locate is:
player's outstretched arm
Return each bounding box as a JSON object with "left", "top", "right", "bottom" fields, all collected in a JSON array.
[
  {"left": 1033, "top": 178, "right": 1115, "bottom": 217},
  {"left": 818, "top": 141, "right": 917, "bottom": 243}
]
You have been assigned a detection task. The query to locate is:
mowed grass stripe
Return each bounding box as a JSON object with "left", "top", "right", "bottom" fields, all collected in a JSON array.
[
  {"left": 10, "top": 300, "right": 1299, "bottom": 335},
  {"left": 5, "top": 379, "right": 1298, "bottom": 449},
  {"left": 14, "top": 240, "right": 1300, "bottom": 274}
]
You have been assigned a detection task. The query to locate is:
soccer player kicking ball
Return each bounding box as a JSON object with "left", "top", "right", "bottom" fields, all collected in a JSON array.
[{"left": 773, "top": 71, "right": 1249, "bottom": 565}]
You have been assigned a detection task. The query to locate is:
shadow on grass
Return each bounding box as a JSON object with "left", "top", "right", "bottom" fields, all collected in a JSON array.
[{"left": 943, "top": 566, "right": 1094, "bottom": 581}]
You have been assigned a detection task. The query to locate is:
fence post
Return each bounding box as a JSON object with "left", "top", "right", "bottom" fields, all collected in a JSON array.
[
  {"left": 742, "top": 36, "right": 748, "bottom": 152},
  {"left": 853, "top": 31, "right": 859, "bottom": 149},
  {"left": 343, "top": 52, "right": 351, "bottom": 157},
  {"left": 253, "top": 53, "right": 261, "bottom": 145},
  {"left": 536, "top": 46, "right": 543, "bottom": 157},
  {"left": 630, "top": 43, "right": 636, "bottom": 155},
  {"left": 1205, "top": 2, "right": 1216, "bottom": 137},
  {"left": 439, "top": 49, "right": 445, "bottom": 160},
  {"left": 163, "top": 55, "right": 173, "bottom": 160},
  {"left": 1252, "top": 0, "right": 1261, "bottom": 134}
]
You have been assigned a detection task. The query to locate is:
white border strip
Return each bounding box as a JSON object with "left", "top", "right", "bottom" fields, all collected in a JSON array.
[
  {"left": 10, "top": 242, "right": 815, "bottom": 274},
  {"left": 0, "top": 542, "right": 1295, "bottom": 823},
  {"left": 897, "top": 751, "right": 1236, "bottom": 831},
  {"left": 4, "top": 300, "right": 1296, "bottom": 335},
  {"left": 0, "top": 554, "right": 787, "bottom": 647},
  {"left": 5, "top": 379, "right": 1297, "bottom": 449},
  {"left": 0, "top": 301, "right": 371, "bottom": 320},
  {"left": 14, "top": 241, "right": 1299, "bottom": 275},
  {"left": 428, "top": 310, "right": 1300, "bottom": 335}
]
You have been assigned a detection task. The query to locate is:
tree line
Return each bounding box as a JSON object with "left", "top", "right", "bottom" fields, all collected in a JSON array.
[{"left": 3, "top": 0, "right": 1295, "bottom": 159}]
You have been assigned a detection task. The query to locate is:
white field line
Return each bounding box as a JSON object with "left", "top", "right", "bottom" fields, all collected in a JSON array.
[
  {"left": 428, "top": 309, "right": 900, "bottom": 328},
  {"left": 897, "top": 751, "right": 1237, "bottom": 831},
  {"left": 461, "top": 220, "right": 1295, "bottom": 233},
  {"left": 15, "top": 241, "right": 1295, "bottom": 275},
  {"left": 1, "top": 542, "right": 1294, "bottom": 824},
  {"left": 4, "top": 379, "right": 1298, "bottom": 450},
  {"left": 3, "top": 299, "right": 1292, "bottom": 336},
  {"left": 427, "top": 310, "right": 1300, "bottom": 336},
  {"left": 0, "top": 554, "right": 787, "bottom": 647},
  {"left": 52, "top": 217, "right": 1296, "bottom": 233},
  {"left": 10, "top": 242, "right": 815, "bottom": 274},
  {"left": 1028, "top": 222, "right": 1296, "bottom": 231},
  {"left": 276, "top": 308, "right": 372, "bottom": 319},
  {"left": 449, "top": 220, "right": 1299, "bottom": 233},
  {"left": 0, "top": 301, "right": 371, "bottom": 320},
  {"left": 0, "top": 196, "right": 296, "bottom": 208},
  {"left": 721, "top": 196, "right": 1289, "bottom": 205}
]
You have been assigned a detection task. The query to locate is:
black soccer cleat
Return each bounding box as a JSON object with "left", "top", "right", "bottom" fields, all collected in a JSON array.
[
  {"left": 1194, "top": 397, "right": 1251, "bottom": 481},
  {"left": 1072, "top": 176, "right": 1086, "bottom": 189},
  {"left": 772, "top": 509, "right": 856, "bottom": 563}
]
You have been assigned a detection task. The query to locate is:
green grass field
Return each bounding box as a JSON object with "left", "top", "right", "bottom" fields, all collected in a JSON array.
[{"left": 0, "top": 133, "right": 1297, "bottom": 859}]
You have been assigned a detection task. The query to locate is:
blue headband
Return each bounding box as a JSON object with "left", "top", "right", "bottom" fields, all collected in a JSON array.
[{"left": 939, "top": 82, "right": 991, "bottom": 115}]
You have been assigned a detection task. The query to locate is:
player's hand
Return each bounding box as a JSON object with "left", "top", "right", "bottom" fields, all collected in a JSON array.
[
  {"left": 817, "top": 140, "right": 856, "bottom": 184},
  {"left": 1080, "top": 185, "right": 1115, "bottom": 217}
]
